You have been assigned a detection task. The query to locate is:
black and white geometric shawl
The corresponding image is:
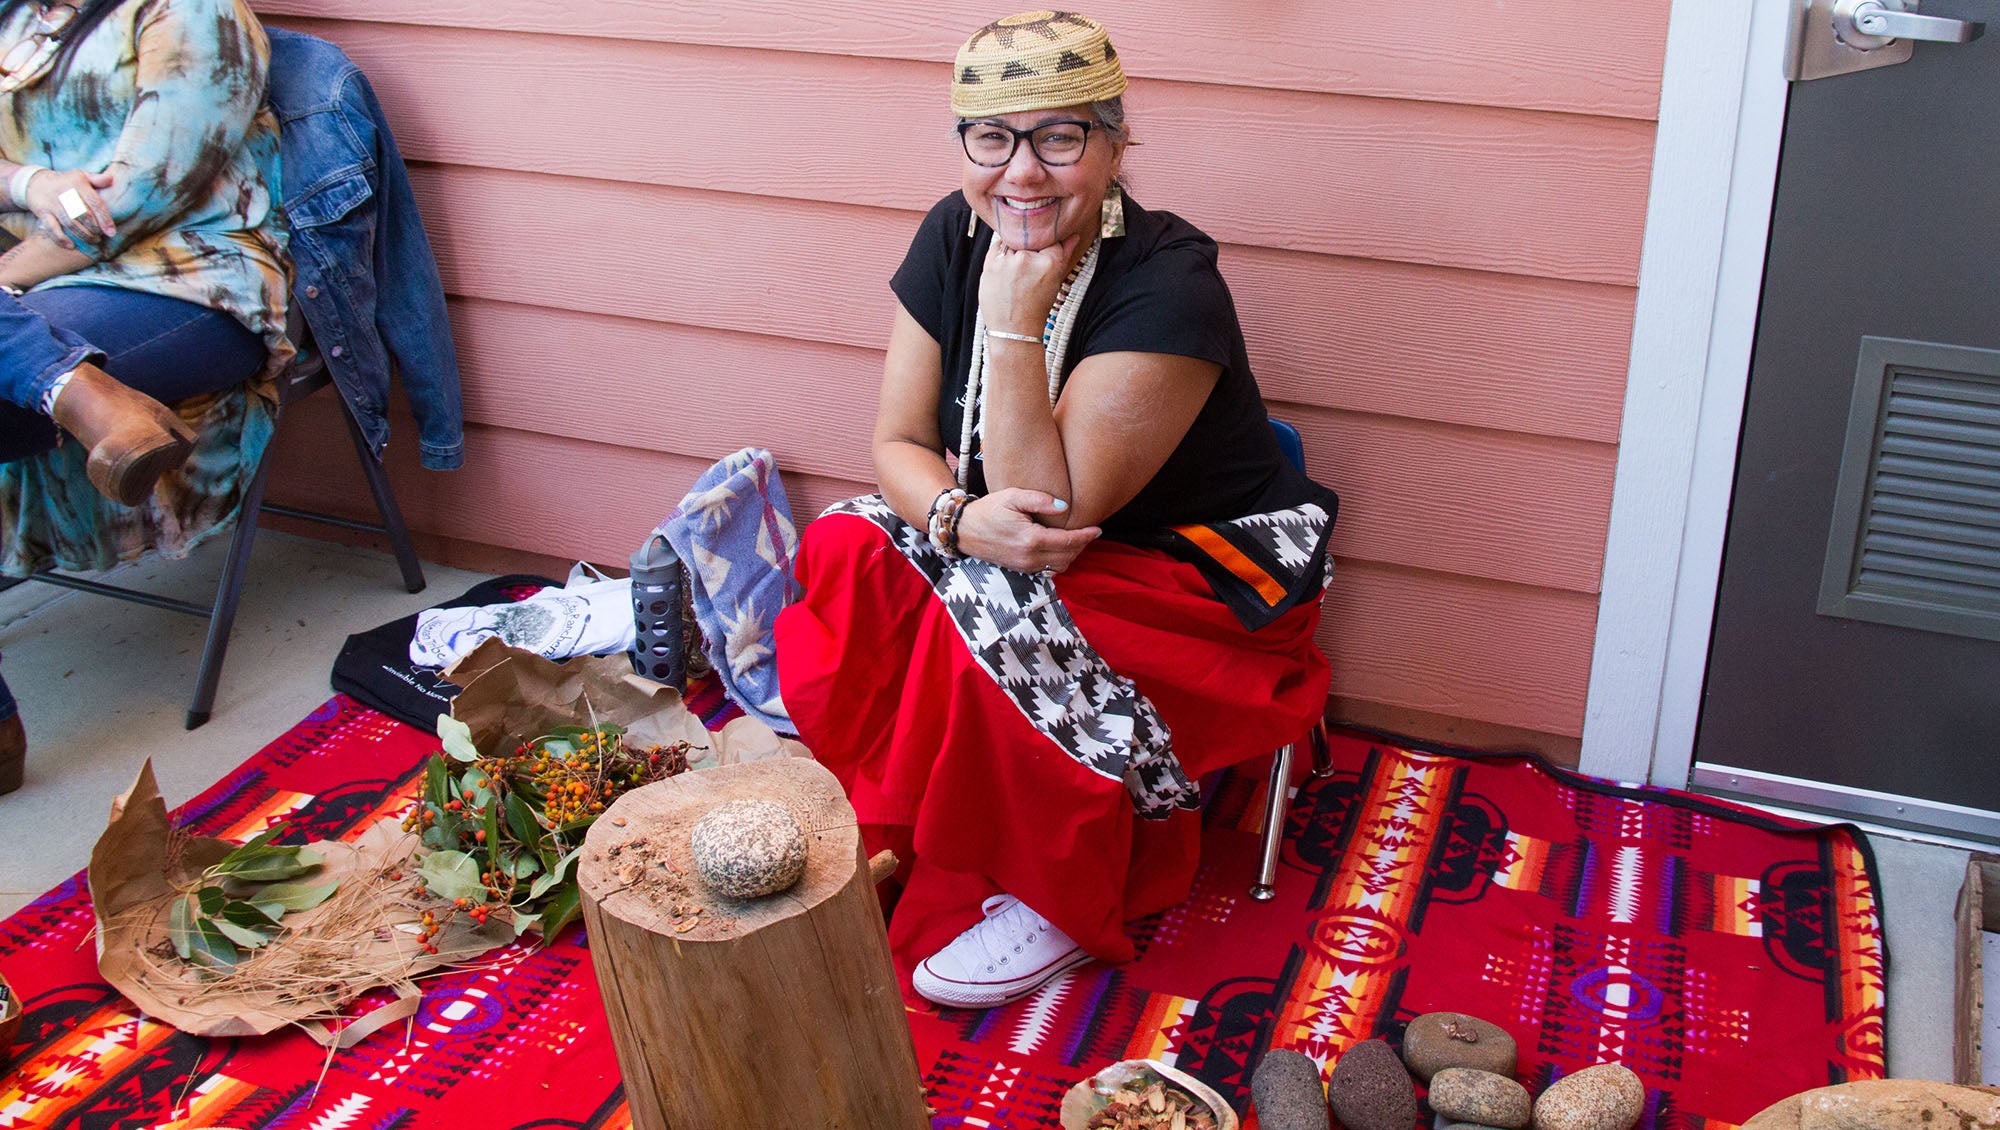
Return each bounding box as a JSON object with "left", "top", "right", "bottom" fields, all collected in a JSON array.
[{"left": 823, "top": 495, "right": 1199, "bottom": 820}]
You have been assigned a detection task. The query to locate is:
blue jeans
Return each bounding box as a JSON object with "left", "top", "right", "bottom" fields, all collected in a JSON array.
[
  {"left": 0, "top": 286, "right": 265, "bottom": 718},
  {"left": 0, "top": 286, "right": 264, "bottom": 462}
]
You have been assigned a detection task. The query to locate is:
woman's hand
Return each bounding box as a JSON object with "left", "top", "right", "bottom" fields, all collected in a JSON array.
[
  {"left": 977, "top": 233, "right": 1078, "bottom": 339},
  {"left": 956, "top": 488, "right": 1100, "bottom": 574},
  {"left": 20, "top": 168, "right": 115, "bottom": 248}
]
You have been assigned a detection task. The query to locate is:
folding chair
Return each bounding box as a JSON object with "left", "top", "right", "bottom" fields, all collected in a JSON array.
[
  {"left": 1249, "top": 418, "right": 1334, "bottom": 901},
  {"left": 7, "top": 313, "right": 427, "bottom": 728}
]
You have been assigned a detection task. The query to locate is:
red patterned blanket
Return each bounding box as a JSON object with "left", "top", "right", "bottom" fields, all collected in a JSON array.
[{"left": 0, "top": 696, "right": 1884, "bottom": 1128}]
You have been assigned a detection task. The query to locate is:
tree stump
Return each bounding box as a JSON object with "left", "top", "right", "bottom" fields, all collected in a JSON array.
[{"left": 578, "top": 756, "right": 929, "bottom": 1130}]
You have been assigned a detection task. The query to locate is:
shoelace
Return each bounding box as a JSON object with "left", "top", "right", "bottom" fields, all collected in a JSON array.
[{"left": 966, "top": 895, "right": 1053, "bottom": 973}]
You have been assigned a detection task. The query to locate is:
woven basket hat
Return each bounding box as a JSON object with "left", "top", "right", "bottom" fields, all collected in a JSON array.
[{"left": 951, "top": 10, "right": 1127, "bottom": 117}]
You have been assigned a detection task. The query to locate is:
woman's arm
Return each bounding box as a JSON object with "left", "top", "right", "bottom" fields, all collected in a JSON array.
[
  {"left": 872, "top": 306, "right": 958, "bottom": 528},
  {"left": 0, "top": 227, "right": 93, "bottom": 289},
  {"left": 974, "top": 240, "right": 1220, "bottom": 529},
  {"left": 872, "top": 304, "right": 1099, "bottom": 572}
]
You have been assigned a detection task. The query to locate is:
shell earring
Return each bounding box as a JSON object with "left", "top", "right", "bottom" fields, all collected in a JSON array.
[{"left": 1100, "top": 186, "right": 1127, "bottom": 238}]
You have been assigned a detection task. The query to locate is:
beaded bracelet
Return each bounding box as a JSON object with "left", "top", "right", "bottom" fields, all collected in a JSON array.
[{"left": 926, "top": 487, "right": 972, "bottom": 558}]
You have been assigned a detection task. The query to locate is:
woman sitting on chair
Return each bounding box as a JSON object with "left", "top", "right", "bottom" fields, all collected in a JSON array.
[
  {"left": 0, "top": 0, "right": 289, "bottom": 794},
  {"left": 774, "top": 10, "right": 1338, "bottom": 1009}
]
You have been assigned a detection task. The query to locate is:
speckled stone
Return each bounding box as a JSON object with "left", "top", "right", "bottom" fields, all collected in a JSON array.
[
  {"left": 1249, "top": 1049, "right": 1328, "bottom": 1130},
  {"left": 1402, "top": 1011, "right": 1518, "bottom": 1082},
  {"left": 1428, "top": 1068, "right": 1531, "bottom": 1129},
  {"left": 1755, "top": 1080, "right": 2000, "bottom": 1129},
  {"left": 1532, "top": 1064, "right": 1644, "bottom": 1130},
  {"left": 689, "top": 799, "right": 807, "bottom": 899},
  {"left": 1326, "top": 1039, "right": 1416, "bottom": 1130}
]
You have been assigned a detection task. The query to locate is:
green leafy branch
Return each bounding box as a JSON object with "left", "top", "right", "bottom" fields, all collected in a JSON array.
[
  {"left": 167, "top": 827, "right": 338, "bottom": 971},
  {"left": 403, "top": 715, "right": 692, "bottom": 949}
]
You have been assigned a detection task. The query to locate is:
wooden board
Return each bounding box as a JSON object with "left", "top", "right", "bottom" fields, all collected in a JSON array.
[{"left": 1958, "top": 854, "right": 2000, "bottom": 1086}]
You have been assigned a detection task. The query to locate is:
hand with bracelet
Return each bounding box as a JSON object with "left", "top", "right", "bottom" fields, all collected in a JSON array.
[
  {"left": 4, "top": 162, "right": 115, "bottom": 249},
  {"left": 953, "top": 488, "right": 1098, "bottom": 575}
]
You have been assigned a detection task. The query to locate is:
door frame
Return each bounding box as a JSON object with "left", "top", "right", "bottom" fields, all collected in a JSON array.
[{"left": 1577, "top": 0, "right": 1794, "bottom": 786}]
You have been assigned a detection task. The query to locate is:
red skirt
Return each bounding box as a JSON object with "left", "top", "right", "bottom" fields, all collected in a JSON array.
[{"left": 772, "top": 510, "right": 1330, "bottom": 987}]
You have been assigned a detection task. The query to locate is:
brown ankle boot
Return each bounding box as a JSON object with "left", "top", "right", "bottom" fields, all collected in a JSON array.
[
  {"left": 48, "top": 362, "right": 196, "bottom": 506},
  {"left": 0, "top": 712, "right": 22, "bottom": 796}
]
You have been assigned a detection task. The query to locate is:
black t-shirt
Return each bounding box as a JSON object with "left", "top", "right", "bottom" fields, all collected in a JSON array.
[{"left": 890, "top": 190, "right": 1332, "bottom": 532}]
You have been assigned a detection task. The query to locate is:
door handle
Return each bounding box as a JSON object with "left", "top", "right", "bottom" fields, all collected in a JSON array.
[{"left": 1835, "top": 0, "right": 1983, "bottom": 49}]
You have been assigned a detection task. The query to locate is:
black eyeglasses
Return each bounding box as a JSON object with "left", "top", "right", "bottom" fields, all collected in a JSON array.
[{"left": 957, "top": 119, "right": 1096, "bottom": 167}]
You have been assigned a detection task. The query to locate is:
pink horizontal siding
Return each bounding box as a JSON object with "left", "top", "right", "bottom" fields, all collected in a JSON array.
[
  {"left": 256, "top": 1, "right": 1671, "bottom": 739},
  {"left": 282, "top": 17, "right": 1653, "bottom": 285},
  {"left": 256, "top": 0, "right": 1666, "bottom": 119}
]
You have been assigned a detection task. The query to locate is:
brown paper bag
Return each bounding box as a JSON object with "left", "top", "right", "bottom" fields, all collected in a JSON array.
[
  {"left": 88, "top": 641, "right": 806, "bottom": 1039},
  {"left": 440, "top": 637, "right": 809, "bottom": 771},
  {"left": 89, "top": 761, "right": 510, "bottom": 1040}
]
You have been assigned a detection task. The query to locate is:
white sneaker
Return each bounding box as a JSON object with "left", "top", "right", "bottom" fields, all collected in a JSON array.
[{"left": 912, "top": 894, "right": 1092, "bottom": 1009}]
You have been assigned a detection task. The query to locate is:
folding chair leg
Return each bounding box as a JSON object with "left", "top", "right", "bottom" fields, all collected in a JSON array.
[
  {"left": 1308, "top": 718, "right": 1333, "bottom": 779},
  {"left": 1250, "top": 742, "right": 1295, "bottom": 902},
  {"left": 339, "top": 399, "right": 425, "bottom": 594},
  {"left": 186, "top": 446, "right": 279, "bottom": 730}
]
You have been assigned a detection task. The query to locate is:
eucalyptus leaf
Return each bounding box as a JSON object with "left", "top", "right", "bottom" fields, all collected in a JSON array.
[
  {"left": 212, "top": 918, "right": 276, "bottom": 951},
  {"left": 509, "top": 854, "right": 541, "bottom": 880},
  {"left": 505, "top": 793, "right": 544, "bottom": 849},
  {"left": 212, "top": 855, "right": 317, "bottom": 883},
  {"left": 424, "top": 753, "right": 449, "bottom": 806},
  {"left": 255, "top": 878, "right": 340, "bottom": 913},
  {"left": 190, "top": 919, "right": 241, "bottom": 969},
  {"left": 526, "top": 847, "right": 580, "bottom": 901},
  {"left": 534, "top": 883, "right": 582, "bottom": 945},
  {"left": 220, "top": 899, "right": 283, "bottom": 928},
  {"left": 483, "top": 801, "right": 503, "bottom": 871},
  {"left": 251, "top": 899, "right": 288, "bottom": 923},
  {"left": 418, "top": 850, "right": 485, "bottom": 902},
  {"left": 438, "top": 714, "right": 482, "bottom": 763},
  {"left": 459, "top": 769, "right": 493, "bottom": 810},
  {"left": 168, "top": 893, "right": 195, "bottom": 961},
  {"left": 237, "top": 826, "right": 281, "bottom": 853},
  {"left": 510, "top": 912, "right": 540, "bottom": 939},
  {"left": 196, "top": 886, "right": 226, "bottom": 915}
]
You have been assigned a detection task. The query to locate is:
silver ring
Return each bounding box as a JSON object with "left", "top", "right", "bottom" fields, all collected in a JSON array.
[{"left": 57, "top": 188, "right": 87, "bottom": 221}]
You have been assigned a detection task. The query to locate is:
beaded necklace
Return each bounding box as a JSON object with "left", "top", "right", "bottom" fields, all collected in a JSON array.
[{"left": 956, "top": 235, "right": 1102, "bottom": 487}]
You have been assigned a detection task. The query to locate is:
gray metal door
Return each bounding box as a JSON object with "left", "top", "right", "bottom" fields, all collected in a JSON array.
[{"left": 1695, "top": 0, "right": 2000, "bottom": 839}]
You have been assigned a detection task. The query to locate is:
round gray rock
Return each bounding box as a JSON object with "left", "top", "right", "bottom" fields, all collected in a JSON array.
[
  {"left": 689, "top": 799, "right": 808, "bottom": 899},
  {"left": 1403, "top": 1011, "right": 1518, "bottom": 1082},
  {"left": 1429, "top": 1068, "right": 1531, "bottom": 1129},
  {"left": 1533, "top": 1063, "right": 1645, "bottom": 1130},
  {"left": 1249, "top": 1049, "right": 1329, "bottom": 1130},
  {"left": 1327, "top": 1039, "right": 1416, "bottom": 1130}
]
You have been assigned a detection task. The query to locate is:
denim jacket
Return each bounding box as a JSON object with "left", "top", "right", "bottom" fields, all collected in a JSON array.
[{"left": 266, "top": 28, "right": 464, "bottom": 470}]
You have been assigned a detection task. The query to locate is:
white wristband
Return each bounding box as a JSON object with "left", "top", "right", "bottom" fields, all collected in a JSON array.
[{"left": 7, "top": 164, "right": 47, "bottom": 210}]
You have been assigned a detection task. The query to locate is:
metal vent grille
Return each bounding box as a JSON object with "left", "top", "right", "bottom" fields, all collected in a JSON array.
[{"left": 1819, "top": 338, "right": 2000, "bottom": 641}]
